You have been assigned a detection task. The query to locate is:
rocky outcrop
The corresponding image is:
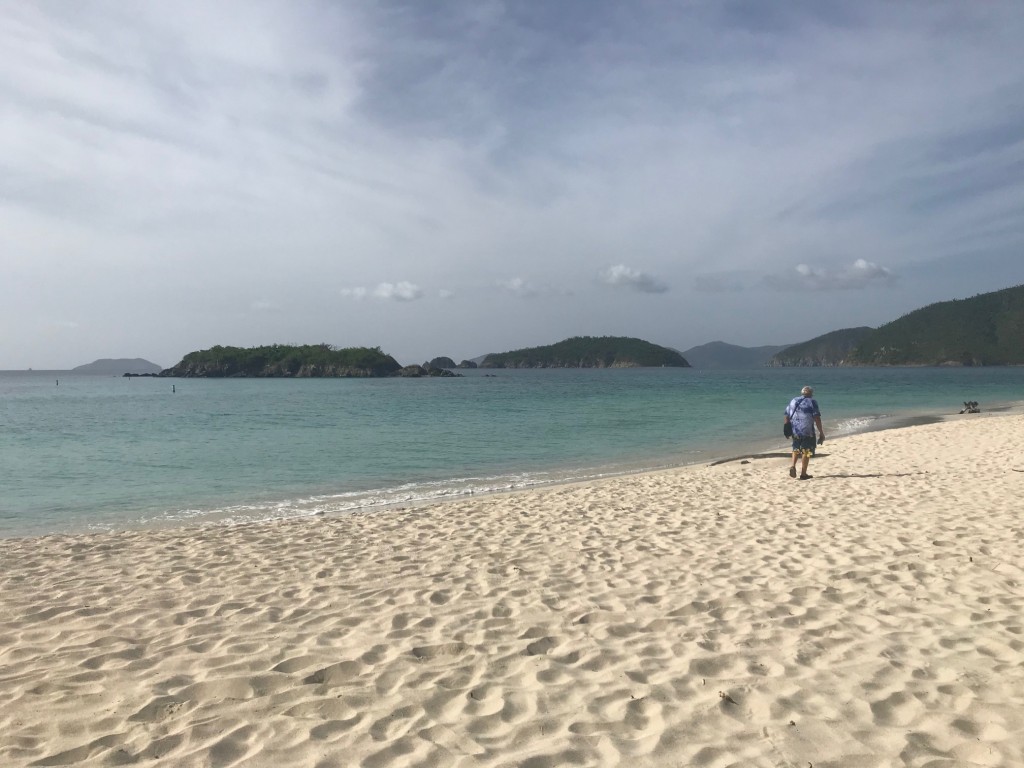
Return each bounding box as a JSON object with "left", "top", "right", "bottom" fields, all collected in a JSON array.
[
  {"left": 481, "top": 359, "right": 656, "bottom": 369},
  {"left": 163, "top": 361, "right": 397, "bottom": 378},
  {"left": 400, "top": 365, "right": 462, "bottom": 378}
]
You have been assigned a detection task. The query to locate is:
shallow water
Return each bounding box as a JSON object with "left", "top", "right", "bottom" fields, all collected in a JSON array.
[{"left": 2, "top": 366, "right": 1021, "bottom": 537}]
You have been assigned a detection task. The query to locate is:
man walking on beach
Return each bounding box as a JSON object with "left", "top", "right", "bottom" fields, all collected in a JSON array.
[{"left": 785, "top": 386, "right": 825, "bottom": 480}]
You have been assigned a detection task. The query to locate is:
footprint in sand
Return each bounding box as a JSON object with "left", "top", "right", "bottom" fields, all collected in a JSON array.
[{"left": 870, "top": 690, "right": 924, "bottom": 727}]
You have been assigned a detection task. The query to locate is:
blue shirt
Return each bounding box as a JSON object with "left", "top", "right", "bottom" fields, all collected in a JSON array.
[{"left": 786, "top": 396, "right": 820, "bottom": 438}]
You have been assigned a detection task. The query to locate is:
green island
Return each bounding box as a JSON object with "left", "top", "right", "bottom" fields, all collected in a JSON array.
[
  {"left": 768, "top": 284, "right": 1024, "bottom": 367},
  {"left": 846, "top": 284, "right": 1024, "bottom": 366},
  {"left": 480, "top": 336, "right": 689, "bottom": 368},
  {"left": 155, "top": 284, "right": 1024, "bottom": 377},
  {"left": 161, "top": 344, "right": 402, "bottom": 378}
]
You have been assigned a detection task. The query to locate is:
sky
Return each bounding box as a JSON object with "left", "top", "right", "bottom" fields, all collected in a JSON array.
[{"left": 2, "top": 1, "right": 1023, "bottom": 369}]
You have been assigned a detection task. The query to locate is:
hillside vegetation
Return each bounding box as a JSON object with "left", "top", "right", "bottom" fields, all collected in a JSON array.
[
  {"left": 768, "top": 328, "right": 874, "bottom": 367},
  {"left": 162, "top": 344, "right": 402, "bottom": 377},
  {"left": 846, "top": 284, "right": 1024, "bottom": 366},
  {"left": 683, "top": 341, "right": 792, "bottom": 369},
  {"left": 481, "top": 336, "right": 690, "bottom": 368}
]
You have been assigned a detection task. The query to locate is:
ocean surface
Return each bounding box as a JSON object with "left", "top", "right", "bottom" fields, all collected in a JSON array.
[{"left": 2, "top": 367, "right": 1022, "bottom": 538}]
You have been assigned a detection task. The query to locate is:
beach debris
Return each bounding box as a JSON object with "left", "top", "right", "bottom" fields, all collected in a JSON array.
[
  {"left": 719, "top": 691, "right": 738, "bottom": 705},
  {"left": 959, "top": 400, "right": 981, "bottom": 413}
]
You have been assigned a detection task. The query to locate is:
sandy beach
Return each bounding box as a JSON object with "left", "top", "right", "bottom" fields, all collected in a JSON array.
[{"left": 2, "top": 414, "right": 1023, "bottom": 768}]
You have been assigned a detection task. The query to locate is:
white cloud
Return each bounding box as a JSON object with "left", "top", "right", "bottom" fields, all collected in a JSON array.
[
  {"left": 1, "top": 2, "right": 1022, "bottom": 367},
  {"left": 598, "top": 265, "right": 669, "bottom": 294},
  {"left": 493, "top": 277, "right": 574, "bottom": 299},
  {"left": 342, "top": 282, "right": 424, "bottom": 301},
  {"left": 497, "top": 277, "right": 537, "bottom": 297},
  {"left": 373, "top": 281, "right": 423, "bottom": 301},
  {"left": 845, "top": 258, "right": 895, "bottom": 285},
  {"left": 768, "top": 259, "right": 897, "bottom": 291},
  {"left": 438, "top": 288, "right": 455, "bottom": 299}
]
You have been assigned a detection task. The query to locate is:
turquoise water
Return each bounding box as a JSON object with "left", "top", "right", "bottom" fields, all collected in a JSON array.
[{"left": 2, "top": 367, "right": 1022, "bottom": 537}]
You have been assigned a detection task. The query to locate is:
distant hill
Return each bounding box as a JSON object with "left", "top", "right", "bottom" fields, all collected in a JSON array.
[
  {"left": 480, "top": 336, "right": 690, "bottom": 368},
  {"left": 161, "top": 344, "right": 402, "bottom": 377},
  {"left": 767, "top": 328, "right": 875, "bottom": 367},
  {"left": 846, "top": 284, "right": 1024, "bottom": 366},
  {"left": 681, "top": 341, "right": 792, "bottom": 369},
  {"left": 73, "top": 358, "right": 163, "bottom": 375}
]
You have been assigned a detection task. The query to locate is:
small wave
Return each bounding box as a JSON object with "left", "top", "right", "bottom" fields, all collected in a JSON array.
[
  {"left": 130, "top": 464, "right": 663, "bottom": 530},
  {"left": 833, "top": 415, "right": 889, "bottom": 435}
]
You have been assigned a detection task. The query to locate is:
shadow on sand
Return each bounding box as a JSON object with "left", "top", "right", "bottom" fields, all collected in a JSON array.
[
  {"left": 812, "top": 472, "right": 925, "bottom": 479},
  {"left": 710, "top": 453, "right": 927, "bottom": 480}
]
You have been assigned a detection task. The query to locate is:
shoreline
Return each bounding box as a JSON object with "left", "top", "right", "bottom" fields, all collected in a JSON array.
[
  {"left": 5, "top": 400, "right": 1022, "bottom": 543},
  {"left": 6, "top": 367, "right": 1024, "bottom": 541},
  {"left": 4, "top": 413, "right": 1024, "bottom": 765}
]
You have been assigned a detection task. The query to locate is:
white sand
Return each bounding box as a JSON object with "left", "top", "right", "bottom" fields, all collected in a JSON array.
[{"left": 2, "top": 414, "right": 1023, "bottom": 767}]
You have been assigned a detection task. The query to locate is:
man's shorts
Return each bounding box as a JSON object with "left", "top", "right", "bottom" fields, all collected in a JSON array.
[{"left": 792, "top": 435, "right": 816, "bottom": 458}]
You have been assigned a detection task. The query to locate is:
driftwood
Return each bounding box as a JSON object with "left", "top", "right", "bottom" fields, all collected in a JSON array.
[{"left": 960, "top": 400, "right": 981, "bottom": 414}]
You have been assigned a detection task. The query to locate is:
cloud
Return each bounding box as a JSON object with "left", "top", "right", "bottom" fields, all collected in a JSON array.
[
  {"left": 840, "top": 259, "right": 896, "bottom": 286},
  {"left": 493, "top": 277, "right": 577, "bottom": 299},
  {"left": 438, "top": 288, "right": 455, "bottom": 299},
  {"left": 767, "top": 259, "right": 897, "bottom": 291},
  {"left": 372, "top": 281, "right": 423, "bottom": 301},
  {"left": 342, "top": 282, "right": 424, "bottom": 301},
  {"left": 497, "top": 277, "right": 538, "bottom": 297},
  {"left": 2, "top": 3, "right": 1023, "bottom": 368},
  {"left": 598, "top": 265, "right": 669, "bottom": 294}
]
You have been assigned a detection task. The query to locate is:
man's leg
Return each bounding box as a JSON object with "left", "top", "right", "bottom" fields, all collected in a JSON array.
[
  {"left": 800, "top": 448, "right": 812, "bottom": 478},
  {"left": 790, "top": 450, "right": 798, "bottom": 477}
]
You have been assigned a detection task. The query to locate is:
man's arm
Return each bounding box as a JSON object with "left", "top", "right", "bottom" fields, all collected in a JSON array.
[{"left": 814, "top": 414, "right": 825, "bottom": 441}]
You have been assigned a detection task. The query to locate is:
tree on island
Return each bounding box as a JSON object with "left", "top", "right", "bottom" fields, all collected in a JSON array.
[
  {"left": 846, "top": 284, "right": 1024, "bottom": 366},
  {"left": 161, "top": 344, "right": 402, "bottom": 377},
  {"left": 480, "top": 336, "right": 690, "bottom": 368}
]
